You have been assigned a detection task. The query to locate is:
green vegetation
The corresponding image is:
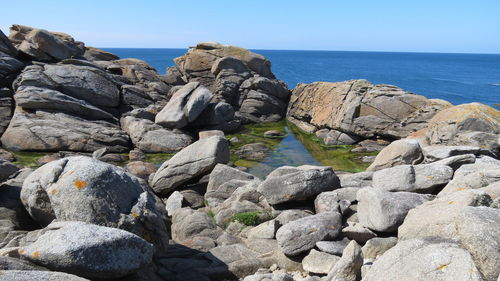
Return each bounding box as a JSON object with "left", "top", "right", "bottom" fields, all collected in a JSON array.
[
  {"left": 227, "top": 211, "right": 261, "bottom": 226},
  {"left": 144, "top": 153, "right": 175, "bottom": 165},
  {"left": 11, "top": 151, "right": 50, "bottom": 168}
]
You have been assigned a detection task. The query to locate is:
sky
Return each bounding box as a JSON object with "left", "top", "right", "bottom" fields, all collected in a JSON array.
[{"left": 1, "top": 0, "right": 499, "bottom": 53}]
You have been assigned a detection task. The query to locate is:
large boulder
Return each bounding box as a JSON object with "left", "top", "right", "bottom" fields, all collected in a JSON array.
[
  {"left": 20, "top": 156, "right": 169, "bottom": 251},
  {"left": 1, "top": 110, "right": 130, "bottom": 152},
  {"left": 83, "top": 46, "right": 119, "bottom": 61},
  {"left": 0, "top": 52, "right": 24, "bottom": 87},
  {"left": 173, "top": 42, "right": 289, "bottom": 124},
  {"left": 438, "top": 163, "right": 500, "bottom": 196},
  {"left": 398, "top": 190, "right": 492, "bottom": 241},
  {"left": 151, "top": 136, "right": 230, "bottom": 195},
  {"left": 8, "top": 24, "right": 84, "bottom": 62},
  {"left": 18, "top": 221, "right": 153, "bottom": 279},
  {"left": 0, "top": 89, "right": 13, "bottom": 136},
  {"left": 257, "top": 165, "right": 340, "bottom": 205},
  {"left": 357, "top": 188, "right": 433, "bottom": 232},
  {"left": 0, "top": 270, "right": 89, "bottom": 281},
  {"left": 121, "top": 115, "right": 192, "bottom": 153},
  {"left": 367, "top": 139, "right": 423, "bottom": 171},
  {"left": 363, "top": 238, "right": 483, "bottom": 281},
  {"left": 170, "top": 208, "right": 220, "bottom": 245},
  {"left": 287, "top": 80, "right": 451, "bottom": 139},
  {"left": 424, "top": 103, "right": 500, "bottom": 154},
  {"left": 276, "top": 212, "right": 342, "bottom": 256}
]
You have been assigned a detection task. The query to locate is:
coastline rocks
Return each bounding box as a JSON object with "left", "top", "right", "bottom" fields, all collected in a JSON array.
[
  {"left": 315, "top": 129, "right": 360, "bottom": 145},
  {"left": 83, "top": 46, "right": 119, "bottom": 61},
  {"left": 20, "top": 156, "right": 169, "bottom": 251},
  {"left": 287, "top": 80, "right": 451, "bottom": 139},
  {"left": 151, "top": 136, "right": 230, "bottom": 195},
  {"left": 367, "top": 139, "right": 423, "bottom": 171},
  {"left": 121, "top": 116, "right": 192, "bottom": 153},
  {"left": 324, "top": 241, "right": 363, "bottom": 281},
  {"left": 18, "top": 221, "right": 153, "bottom": 279},
  {"left": 170, "top": 208, "right": 220, "bottom": 245},
  {"left": 257, "top": 165, "right": 340, "bottom": 205},
  {"left": 9, "top": 24, "right": 84, "bottom": 62},
  {"left": 372, "top": 164, "right": 453, "bottom": 193},
  {"left": 302, "top": 249, "right": 340, "bottom": 274},
  {"left": 235, "top": 143, "right": 270, "bottom": 161},
  {"left": 0, "top": 270, "right": 89, "bottom": 281},
  {"left": 362, "top": 238, "right": 483, "bottom": 281},
  {"left": 276, "top": 212, "right": 342, "bottom": 256},
  {"left": 424, "top": 103, "right": 500, "bottom": 153},
  {"left": 357, "top": 188, "right": 433, "bottom": 232}
]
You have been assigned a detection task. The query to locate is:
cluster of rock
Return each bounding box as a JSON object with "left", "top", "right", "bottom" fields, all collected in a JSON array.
[
  {"left": 0, "top": 25, "right": 289, "bottom": 155},
  {"left": 0, "top": 23, "right": 499, "bottom": 281}
]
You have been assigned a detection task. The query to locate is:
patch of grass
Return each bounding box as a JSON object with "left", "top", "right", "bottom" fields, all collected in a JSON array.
[
  {"left": 144, "top": 153, "right": 175, "bottom": 165},
  {"left": 207, "top": 210, "right": 215, "bottom": 218},
  {"left": 227, "top": 211, "right": 261, "bottom": 226},
  {"left": 11, "top": 151, "right": 50, "bottom": 168}
]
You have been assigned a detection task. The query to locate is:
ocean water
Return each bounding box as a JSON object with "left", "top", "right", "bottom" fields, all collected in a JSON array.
[{"left": 105, "top": 48, "right": 500, "bottom": 107}]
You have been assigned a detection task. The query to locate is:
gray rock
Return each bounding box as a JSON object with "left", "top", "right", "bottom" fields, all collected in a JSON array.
[
  {"left": 18, "top": 221, "right": 153, "bottom": 279},
  {"left": 155, "top": 82, "right": 199, "bottom": 128},
  {"left": 1, "top": 110, "right": 130, "bottom": 152},
  {"left": 302, "top": 249, "right": 340, "bottom": 274},
  {"left": 274, "top": 209, "right": 312, "bottom": 226},
  {"left": 361, "top": 237, "right": 398, "bottom": 260},
  {"left": 121, "top": 116, "right": 192, "bottom": 153},
  {"left": 363, "top": 238, "right": 483, "bottom": 281},
  {"left": 83, "top": 46, "right": 119, "bottom": 61},
  {"left": 315, "top": 188, "right": 360, "bottom": 213},
  {"left": 126, "top": 161, "right": 157, "bottom": 180},
  {"left": 185, "top": 85, "right": 213, "bottom": 122},
  {"left": 316, "top": 238, "right": 351, "bottom": 256},
  {"left": 258, "top": 165, "right": 340, "bottom": 205},
  {"left": 338, "top": 171, "right": 373, "bottom": 188},
  {"left": 0, "top": 270, "right": 89, "bottom": 281},
  {"left": 151, "top": 136, "right": 230, "bottom": 195},
  {"left": 0, "top": 89, "right": 13, "bottom": 136},
  {"left": 208, "top": 244, "right": 261, "bottom": 278},
  {"left": 0, "top": 159, "right": 19, "bottom": 182},
  {"left": 247, "top": 220, "right": 278, "bottom": 239},
  {"left": 9, "top": 24, "right": 84, "bottom": 62},
  {"left": 357, "top": 188, "right": 433, "bottom": 232},
  {"left": 0, "top": 29, "right": 17, "bottom": 56},
  {"left": 235, "top": 143, "right": 270, "bottom": 161},
  {"left": 454, "top": 206, "right": 500, "bottom": 281},
  {"left": 243, "top": 273, "right": 294, "bottom": 281},
  {"left": 276, "top": 212, "right": 342, "bottom": 256},
  {"left": 20, "top": 156, "right": 169, "bottom": 251},
  {"left": 431, "top": 153, "right": 476, "bottom": 170},
  {"left": 372, "top": 164, "right": 453, "bottom": 193},
  {"left": 422, "top": 145, "right": 486, "bottom": 162},
  {"left": 0, "top": 256, "right": 47, "bottom": 271},
  {"left": 316, "top": 129, "right": 360, "bottom": 145},
  {"left": 438, "top": 165, "right": 500, "bottom": 197},
  {"left": 367, "top": 139, "right": 424, "bottom": 171},
  {"left": 121, "top": 85, "right": 154, "bottom": 108},
  {"left": 170, "top": 208, "right": 220, "bottom": 243},
  {"left": 165, "top": 191, "right": 184, "bottom": 216},
  {"left": 0, "top": 53, "right": 24, "bottom": 87},
  {"left": 398, "top": 189, "right": 492, "bottom": 241},
  {"left": 341, "top": 222, "right": 377, "bottom": 244},
  {"left": 324, "top": 241, "right": 363, "bottom": 281}
]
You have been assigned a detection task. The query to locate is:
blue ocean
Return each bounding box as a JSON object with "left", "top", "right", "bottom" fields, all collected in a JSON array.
[{"left": 104, "top": 48, "right": 500, "bottom": 108}]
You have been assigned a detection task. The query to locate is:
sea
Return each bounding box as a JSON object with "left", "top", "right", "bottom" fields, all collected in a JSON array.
[{"left": 104, "top": 48, "right": 500, "bottom": 108}]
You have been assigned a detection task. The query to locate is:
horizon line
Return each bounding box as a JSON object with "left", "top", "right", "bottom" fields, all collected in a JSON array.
[{"left": 100, "top": 47, "right": 500, "bottom": 56}]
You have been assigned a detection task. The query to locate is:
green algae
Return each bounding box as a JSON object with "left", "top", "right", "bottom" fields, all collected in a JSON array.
[
  {"left": 11, "top": 151, "right": 50, "bottom": 168},
  {"left": 144, "top": 153, "right": 175, "bottom": 165}
]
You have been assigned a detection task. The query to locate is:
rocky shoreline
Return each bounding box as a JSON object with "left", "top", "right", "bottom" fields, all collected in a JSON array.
[{"left": 0, "top": 24, "right": 499, "bottom": 281}]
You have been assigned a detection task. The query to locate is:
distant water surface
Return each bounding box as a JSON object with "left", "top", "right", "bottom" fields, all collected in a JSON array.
[{"left": 105, "top": 48, "right": 500, "bottom": 107}]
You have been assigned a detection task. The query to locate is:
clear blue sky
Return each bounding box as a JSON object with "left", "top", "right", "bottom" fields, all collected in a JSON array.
[{"left": 1, "top": 0, "right": 499, "bottom": 53}]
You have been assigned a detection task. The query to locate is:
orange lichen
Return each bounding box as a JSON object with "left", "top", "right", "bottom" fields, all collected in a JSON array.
[
  {"left": 33, "top": 251, "right": 40, "bottom": 259},
  {"left": 328, "top": 225, "right": 337, "bottom": 230},
  {"left": 447, "top": 201, "right": 454, "bottom": 205},
  {"left": 18, "top": 249, "right": 25, "bottom": 255},
  {"left": 311, "top": 227, "right": 318, "bottom": 232},
  {"left": 456, "top": 187, "right": 466, "bottom": 191},
  {"left": 131, "top": 212, "right": 140, "bottom": 218},
  {"left": 50, "top": 188, "right": 57, "bottom": 195},
  {"left": 73, "top": 180, "right": 88, "bottom": 190},
  {"left": 426, "top": 176, "right": 434, "bottom": 180}
]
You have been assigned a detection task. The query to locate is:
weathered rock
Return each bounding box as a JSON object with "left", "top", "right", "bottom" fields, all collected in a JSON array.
[
  {"left": 0, "top": 29, "right": 17, "bottom": 57},
  {"left": 199, "top": 129, "right": 225, "bottom": 139},
  {"left": 453, "top": 206, "right": 500, "bottom": 281},
  {"left": 9, "top": 24, "right": 84, "bottom": 62},
  {"left": 83, "top": 46, "right": 119, "bottom": 61},
  {"left": 20, "top": 156, "right": 169, "bottom": 251},
  {"left": 287, "top": 80, "right": 451, "bottom": 138},
  {"left": 422, "top": 145, "right": 486, "bottom": 162},
  {"left": 341, "top": 222, "right": 377, "bottom": 244},
  {"left": 0, "top": 270, "right": 89, "bottom": 281},
  {"left": 361, "top": 237, "right": 398, "bottom": 260},
  {"left": 121, "top": 116, "right": 192, "bottom": 153},
  {"left": 0, "top": 89, "right": 13, "bottom": 136},
  {"left": 324, "top": 241, "right": 363, "bottom": 281},
  {"left": 18, "top": 221, "right": 153, "bottom": 279},
  {"left": 170, "top": 208, "right": 220, "bottom": 244},
  {"left": 191, "top": 102, "right": 240, "bottom": 132},
  {"left": 165, "top": 191, "right": 184, "bottom": 216},
  {"left": 357, "top": 188, "right": 433, "bottom": 232},
  {"left": 247, "top": 220, "right": 278, "bottom": 239},
  {"left": 438, "top": 165, "right": 500, "bottom": 197},
  {"left": 263, "top": 130, "right": 285, "bottom": 138},
  {"left": 431, "top": 153, "right": 476, "bottom": 170},
  {"left": 315, "top": 129, "right": 360, "bottom": 145},
  {"left": 363, "top": 238, "right": 483, "bottom": 281},
  {"left": 0, "top": 53, "right": 24, "bottom": 87},
  {"left": 0, "top": 256, "right": 46, "bottom": 271},
  {"left": 398, "top": 190, "right": 492, "bottom": 241},
  {"left": 316, "top": 238, "right": 351, "bottom": 256},
  {"left": 208, "top": 243, "right": 261, "bottom": 278},
  {"left": 302, "top": 249, "right": 340, "bottom": 274},
  {"left": 152, "top": 136, "right": 230, "bottom": 195},
  {"left": 276, "top": 212, "right": 342, "bottom": 256},
  {"left": 274, "top": 209, "right": 312, "bottom": 226},
  {"left": 367, "top": 139, "right": 423, "bottom": 171},
  {"left": 258, "top": 165, "right": 340, "bottom": 205},
  {"left": 0, "top": 160, "right": 19, "bottom": 183},
  {"left": 338, "top": 171, "right": 373, "bottom": 188},
  {"left": 126, "top": 161, "right": 157, "bottom": 180},
  {"left": 372, "top": 164, "right": 453, "bottom": 193},
  {"left": 235, "top": 143, "right": 270, "bottom": 161},
  {"left": 425, "top": 103, "right": 499, "bottom": 153},
  {"left": 315, "top": 188, "right": 360, "bottom": 213}
]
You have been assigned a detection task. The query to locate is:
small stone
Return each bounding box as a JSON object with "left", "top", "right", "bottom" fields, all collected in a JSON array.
[{"left": 302, "top": 249, "right": 340, "bottom": 274}]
